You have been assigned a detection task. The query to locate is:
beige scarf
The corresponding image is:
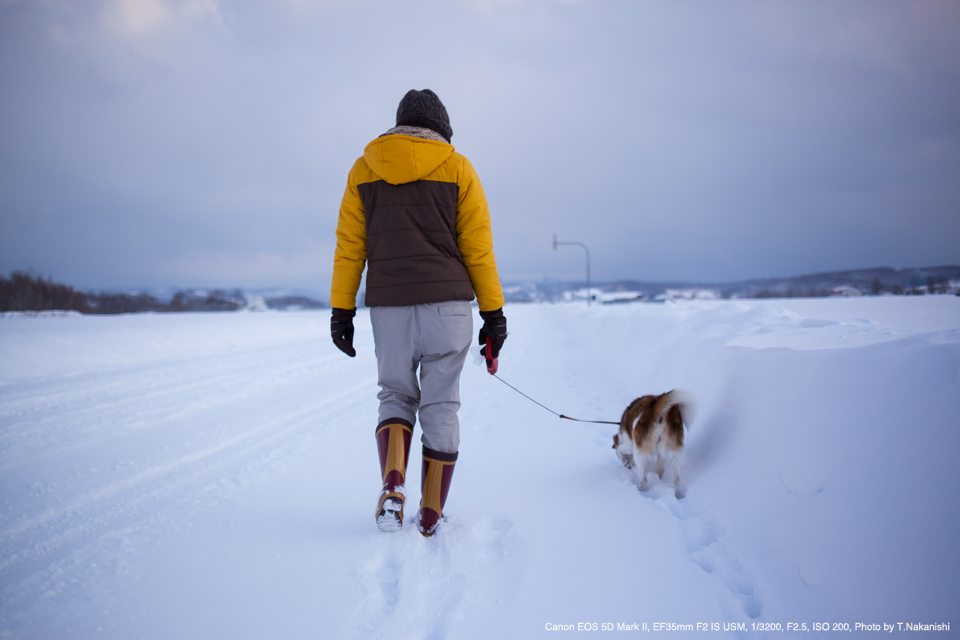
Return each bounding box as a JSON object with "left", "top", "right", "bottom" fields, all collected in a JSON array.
[{"left": 381, "top": 125, "right": 448, "bottom": 143}]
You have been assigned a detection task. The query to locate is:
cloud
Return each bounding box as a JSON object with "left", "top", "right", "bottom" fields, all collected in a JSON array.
[
  {"left": 103, "top": 0, "right": 168, "bottom": 35},
  {"left": 22, "top": 0, "right": 222, "bottom": 46},
  {"left": 1, "top": 1, "right": 958, "bottom": 290}
]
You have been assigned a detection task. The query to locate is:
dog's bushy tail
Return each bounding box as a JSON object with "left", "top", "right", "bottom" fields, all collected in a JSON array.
[{"left": 665, "top": 388, "right": 697, "bottom": 431}]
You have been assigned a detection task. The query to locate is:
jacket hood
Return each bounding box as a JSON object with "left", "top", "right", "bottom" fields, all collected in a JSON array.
[{"left": 363, "top": 134, "right": 454, "bottom": 185}]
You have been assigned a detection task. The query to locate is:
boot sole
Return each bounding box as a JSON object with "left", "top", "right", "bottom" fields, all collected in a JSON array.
[{"left": 376, "top": 496, "right": 404, "bottom": 532}]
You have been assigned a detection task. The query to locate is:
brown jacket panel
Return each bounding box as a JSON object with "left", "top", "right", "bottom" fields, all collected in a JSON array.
[{"left": 358, "top": 179, "right": 474, "bottom": 307}]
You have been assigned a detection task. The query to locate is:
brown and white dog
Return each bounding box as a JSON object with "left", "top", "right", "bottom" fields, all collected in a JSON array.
[{"left": 613, "top": 390, "right": 694, "bottom": 499}]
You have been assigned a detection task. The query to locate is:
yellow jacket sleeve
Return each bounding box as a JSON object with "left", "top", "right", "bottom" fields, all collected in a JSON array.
[
  {"left": 456, "top": 157, "right": 505, "bottom": 312},
  {"left": 329, "top": 159, "right": 367, "bottom": 310}
]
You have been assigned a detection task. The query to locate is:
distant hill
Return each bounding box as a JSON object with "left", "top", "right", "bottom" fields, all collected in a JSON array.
[
  {"left": 504, "top": 265, "right": 960, "bottom": 302},
  {"left": 713, "top": 265, "right": 959, "bottom": 298},
  {"left": 5, "top": 266, "right": 957, "bottom": 313}
]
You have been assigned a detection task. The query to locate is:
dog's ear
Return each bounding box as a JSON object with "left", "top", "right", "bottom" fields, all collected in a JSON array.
[{"left": 612, "top": 433, "right": 619, "bottom": 448}]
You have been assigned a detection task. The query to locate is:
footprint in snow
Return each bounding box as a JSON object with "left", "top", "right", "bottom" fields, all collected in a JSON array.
[
  {"left": 637, "top": 481, "right": 763, "bottom": 621},
  {"left": 351, "top": 551, "right": 401, "bottom": 631},
  {"left": 669, "top": 498, "right": 762, "bottom": 620},
  {"left": 346, "top": 514, "right": 515, "bottom": 639}
]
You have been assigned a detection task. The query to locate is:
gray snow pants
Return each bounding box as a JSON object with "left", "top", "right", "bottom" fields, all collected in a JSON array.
[{"left": 370, "top": 301, "right": 473, "bottom": 454}]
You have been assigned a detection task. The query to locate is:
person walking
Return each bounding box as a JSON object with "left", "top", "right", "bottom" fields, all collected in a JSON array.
[{"left": 329, "top": 89, "right": 507, "bottom": 536}]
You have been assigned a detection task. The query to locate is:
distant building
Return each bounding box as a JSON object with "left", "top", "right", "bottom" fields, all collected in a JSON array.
[
  {"left": 660, "top": 288, "right": 720, "bottom": 301},
  {"left": 563, "top": 288, "right": 603, "bottom": 303},
  {"left": 599, "top": 290, "right": 644, "bottom": 304},
  {"left": 831, "top": 286, "right": 862, "bottom": 297}
]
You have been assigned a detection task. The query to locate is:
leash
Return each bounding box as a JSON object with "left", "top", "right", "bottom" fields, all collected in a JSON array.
[
  {"left": 491, "top": 373, "right": 621, "bottom": 425},
  {"left": 484, "top": 337, "right": 620, "bottom": 426}
]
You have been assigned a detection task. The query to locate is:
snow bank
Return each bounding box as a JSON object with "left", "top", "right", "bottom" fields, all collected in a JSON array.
[{"left": 1, "top": 297, "right": 958, "bottom": 638}]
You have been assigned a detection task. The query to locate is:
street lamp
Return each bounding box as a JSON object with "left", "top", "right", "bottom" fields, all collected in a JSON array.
[{"left": 553, "top": 233, "right": 592, "bottom": 306}]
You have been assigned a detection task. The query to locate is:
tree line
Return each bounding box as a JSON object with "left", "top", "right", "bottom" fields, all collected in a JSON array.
[{"left": 1, "top": 271, "right": 246, "bottom": 314}]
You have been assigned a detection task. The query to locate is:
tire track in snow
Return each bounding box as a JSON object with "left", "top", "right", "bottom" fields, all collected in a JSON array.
[
  {"left": 2, "top": 388, "right": 351, "bottom": 549},
  {"left": 0, "top": 354, "right": 372, "bottom": 612},
  {"left": 0, "top": 345, "right": 346, "bottom": 456}
]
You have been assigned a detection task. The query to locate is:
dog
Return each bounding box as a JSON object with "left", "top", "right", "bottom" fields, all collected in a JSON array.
[{"left": 612, "top": 390, "right": 694, "bottom": 499}]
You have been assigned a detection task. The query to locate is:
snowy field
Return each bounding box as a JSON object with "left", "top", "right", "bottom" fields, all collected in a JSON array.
[{"left": 1, "top": 296, "right": 958, "bottom": 639}]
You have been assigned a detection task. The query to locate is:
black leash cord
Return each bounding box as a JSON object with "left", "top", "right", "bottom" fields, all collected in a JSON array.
[{"left": 491, "top": 374, "right": 620, "bottom": 425}]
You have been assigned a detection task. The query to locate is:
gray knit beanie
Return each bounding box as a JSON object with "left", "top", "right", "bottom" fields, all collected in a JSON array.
[{"left": 396, "top": 89, "right": 452, "bottom": 142}]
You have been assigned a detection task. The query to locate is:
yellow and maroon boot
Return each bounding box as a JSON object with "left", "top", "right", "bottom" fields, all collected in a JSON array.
[
  {"left": 417, "top": 447, "right": 458, "bottom": 537},
  {"left": 375, "top": 420, "right": 413, "bottom": 532}
]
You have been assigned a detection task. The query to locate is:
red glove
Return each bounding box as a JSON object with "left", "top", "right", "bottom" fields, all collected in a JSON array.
[{"left": 478, "top": 308, "right": 507, "bottom": 360}]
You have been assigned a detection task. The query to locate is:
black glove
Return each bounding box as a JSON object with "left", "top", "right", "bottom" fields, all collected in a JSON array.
[
  {"left": 478, "top": 307, "right": 507, "bottom": 360},
  {"left": 331, "top": 307, "right": 357, "bottom": 357}
]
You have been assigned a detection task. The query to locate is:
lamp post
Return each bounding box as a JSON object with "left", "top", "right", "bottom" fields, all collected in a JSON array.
[{"left": 553, "top": 233, "right": 592, "bottom": 306}]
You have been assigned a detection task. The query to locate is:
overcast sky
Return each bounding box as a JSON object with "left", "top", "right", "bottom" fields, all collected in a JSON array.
[{"left": 1, "top": 0, "right": 958, "bottom": 294}]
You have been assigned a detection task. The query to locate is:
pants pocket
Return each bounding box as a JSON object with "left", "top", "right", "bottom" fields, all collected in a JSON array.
[{"left": 437, "top": 302, "right": 469, "bottom": 317}]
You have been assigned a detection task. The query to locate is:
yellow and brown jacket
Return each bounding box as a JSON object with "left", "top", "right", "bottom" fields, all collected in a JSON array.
[{"left": 330, "top": 129, "right": 504, "bottom": 312}]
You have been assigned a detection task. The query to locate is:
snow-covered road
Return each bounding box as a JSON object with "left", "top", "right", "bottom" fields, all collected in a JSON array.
[{"left": 2, "top": 297, "right": 958, "bottom": 638}]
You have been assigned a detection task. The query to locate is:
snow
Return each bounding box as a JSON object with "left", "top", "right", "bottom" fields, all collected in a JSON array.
[{"left": 1, "top": 297, "right": 959, "bottom": 639}]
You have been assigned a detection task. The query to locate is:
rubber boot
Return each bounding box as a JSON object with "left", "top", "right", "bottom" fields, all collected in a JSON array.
[
  {"left": 418, "top": 447, "right": 458, "bottom": 537},
  {"left": 375, "top": 420, "right": 413, "bottom": 532}
]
